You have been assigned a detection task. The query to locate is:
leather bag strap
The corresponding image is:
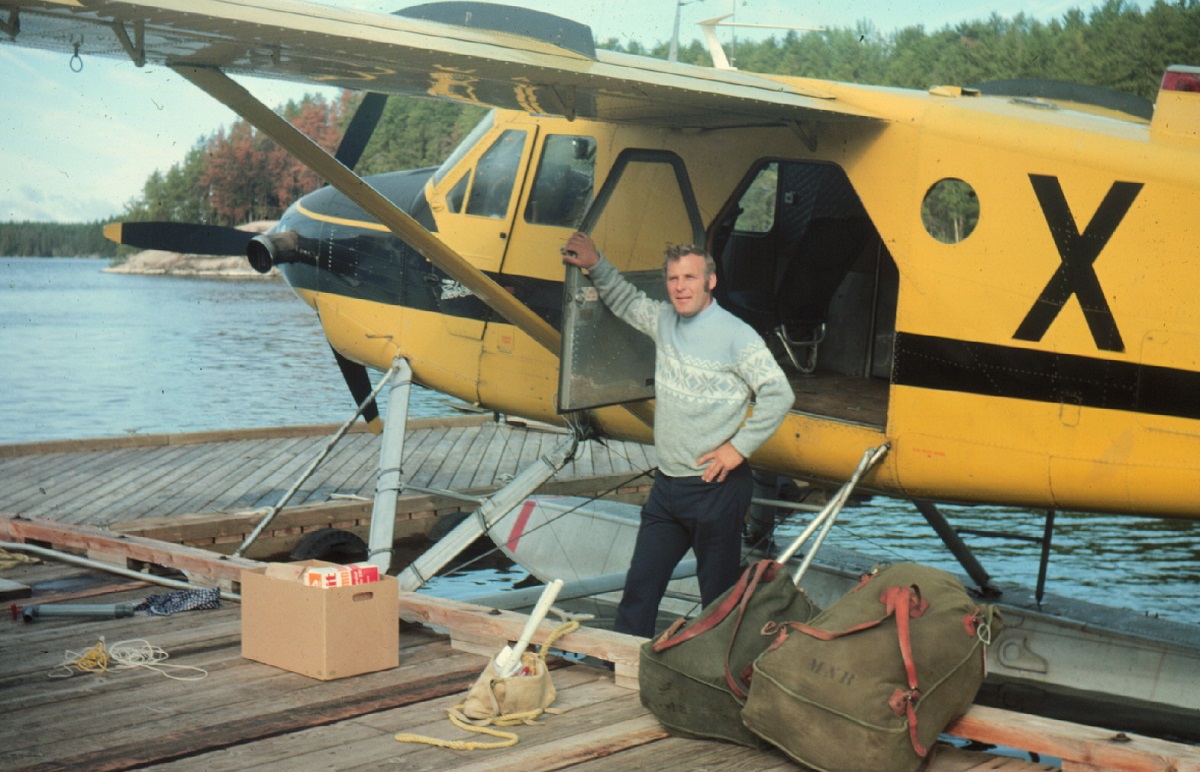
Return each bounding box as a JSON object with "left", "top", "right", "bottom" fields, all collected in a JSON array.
[{"left": 651, "top": 560, "right": 777, "bottom": 653}]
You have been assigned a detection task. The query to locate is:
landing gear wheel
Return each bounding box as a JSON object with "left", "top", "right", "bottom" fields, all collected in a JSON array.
[{"left": 289, "top": 528, "right": 369, "bottom": 564}]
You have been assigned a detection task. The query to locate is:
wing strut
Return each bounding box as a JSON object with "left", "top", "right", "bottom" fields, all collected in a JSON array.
[{"left": 173, "top": 65, "right": 562, "bottom": 356}]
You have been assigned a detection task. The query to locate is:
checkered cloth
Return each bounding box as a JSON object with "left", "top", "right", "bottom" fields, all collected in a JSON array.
[{"left": 134, "top": 588, "right": 221, "bottom": 616}]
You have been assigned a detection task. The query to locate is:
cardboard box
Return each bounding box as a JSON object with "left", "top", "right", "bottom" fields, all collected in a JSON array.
[{"left": 241, "top": 560, "right": 399, "bottom": 680}]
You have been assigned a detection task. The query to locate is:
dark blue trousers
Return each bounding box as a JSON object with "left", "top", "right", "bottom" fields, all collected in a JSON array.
[{"left": 613, "top": 464, "right": 753, "bottom": 638}]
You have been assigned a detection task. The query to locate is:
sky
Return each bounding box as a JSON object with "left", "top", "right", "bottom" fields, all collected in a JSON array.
[{"left": 0, "top": 0, "right": 1153, "bottom": 223}]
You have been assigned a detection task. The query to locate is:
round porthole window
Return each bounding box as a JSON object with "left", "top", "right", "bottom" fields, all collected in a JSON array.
[{"left": 921, "top": 178, "right": 979, "bottom": 244}]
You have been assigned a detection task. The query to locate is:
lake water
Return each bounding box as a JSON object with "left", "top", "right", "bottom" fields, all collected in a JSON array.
[
  {"left": 0, "top": 257, "right": 452, "bottom": 442},
  {"left": 1, "top": 257, "right": 1197, "bottom": 628}
]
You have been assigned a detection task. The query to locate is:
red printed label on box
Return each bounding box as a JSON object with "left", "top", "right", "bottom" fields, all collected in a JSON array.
[{"left": 302, "top": 563, "right": 380, "bottom": 588}]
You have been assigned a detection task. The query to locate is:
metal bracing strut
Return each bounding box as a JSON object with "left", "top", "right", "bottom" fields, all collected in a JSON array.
[
  {"left": 396, "top": 433, "right": 579, "bottom": 592},
  {"left": 950, "top": 508, "right": 1057, "bottom": 602},
  {"left": 782, "top": 444, "right": 890, "bottom": 586},
  {"left": 1035, "top": 509, "right": 1056, "bottom": 606},
  {"left": 912, "top": 499, "right": 1000, "bottom": 597}
]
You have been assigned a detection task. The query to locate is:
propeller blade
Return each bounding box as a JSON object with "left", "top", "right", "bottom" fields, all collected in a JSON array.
[
  {"left": 335, "top": 92, "right": 389, "bottom": 170},
  {"left": 103, "top": 222, "right": 253, "bottom": 256},
  {"left": 333, "top": 347, "right": 383, "bottom": 433}
]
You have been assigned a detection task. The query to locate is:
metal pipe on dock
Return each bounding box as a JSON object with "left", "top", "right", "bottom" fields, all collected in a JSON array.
[
  {"left": 0, "top": 541, "right": 240, "bottom": 601},
  {"left": 21, "top": 603, "right": 136, "bottom": 622}
]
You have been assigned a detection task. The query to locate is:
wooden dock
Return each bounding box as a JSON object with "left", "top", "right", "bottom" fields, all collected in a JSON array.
[
  {"left": 2, "top": 524, "right": 1196, "bottom": 771},
  {"left": 2, "top": 419, "right": 1199, "bottom": 770},
  {"left": 0, "top": 415, "right": 655, "bottom": 560}
]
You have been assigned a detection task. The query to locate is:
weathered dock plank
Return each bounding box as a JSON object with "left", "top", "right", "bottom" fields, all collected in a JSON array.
[
  {"left": 425, "top": 425, "right": 483, "bottom": 491},
  {"left": 448, "top": 421, "right": 507, "bottom": 492},
  {"left": 0, "top": 445, "right": 161, "bottom": 517},
  {"left": 85, "top": 443, "right": 225, "bottom": 519},
  {"left": 152, "top": 437, "right": 311, "bottom": 518},
  {"left": 216, "top": 434, "right": 356, "bottom": 513},
  {"left": 58, "top": 443, "right": 219, "bottom": 524}
]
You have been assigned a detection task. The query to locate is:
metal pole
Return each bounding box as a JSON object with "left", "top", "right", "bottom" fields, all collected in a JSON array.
[
  {"left": 669, "top": 0, "right": 684, "bottom": 62},
  {"left": 788, "top": 444, "right": 889, "bottom": 586},
  {"left": 366, "top": 357, "right": 411, "bottom": 571},
  {"left": 1, "top": 542, "right": 240, "bottom": 601}
]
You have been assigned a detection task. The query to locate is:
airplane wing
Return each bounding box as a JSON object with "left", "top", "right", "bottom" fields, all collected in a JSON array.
[{"left": 2, "top": 0, "right": 878, "bottom": 128}]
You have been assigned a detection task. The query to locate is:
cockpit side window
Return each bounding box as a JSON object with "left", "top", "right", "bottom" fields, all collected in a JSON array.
[
  {"left": 432, "top": 110, "right": 495, "bottom": 185},
  {"left": 524, "top": 135, "right": 597, "bottom": 227},
  {"left": 733, "top": 163, "right": 778, "bottom": 234},
  {"left": 447, "top": 173, "right": 470, "bottom": 214},
  {"left": 466, "top": 129, "right": 527, "bottom": 219}
]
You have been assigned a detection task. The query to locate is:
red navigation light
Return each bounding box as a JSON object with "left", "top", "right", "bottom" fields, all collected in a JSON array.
[{"left": 1161, "top": 66, "right": 1200, "bottom": 93}]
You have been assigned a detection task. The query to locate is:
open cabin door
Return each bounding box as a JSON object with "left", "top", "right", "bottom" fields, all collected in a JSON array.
[{"left": 558, "top": 150, "right": 705, "bottom": 412}]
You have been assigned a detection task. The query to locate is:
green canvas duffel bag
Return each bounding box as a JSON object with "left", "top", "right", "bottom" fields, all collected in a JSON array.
[
  {"left": 639, "top": 559, "right": 822, "bottom": 747},
  {"left": 742, "top": 563, "right": 1001, "bottom": 771}
]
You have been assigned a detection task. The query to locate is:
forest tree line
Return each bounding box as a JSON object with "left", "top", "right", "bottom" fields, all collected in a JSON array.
[
  {"left": 0, "top": 221, "right": 118, "bottom": 258},
  {"left": 5, "top": 0, "right": 1197, "bottom": 256}
]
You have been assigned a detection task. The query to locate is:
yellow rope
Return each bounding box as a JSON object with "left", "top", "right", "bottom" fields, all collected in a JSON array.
[
  {"left": 394, "top": 620, "right": 580, "bottom": 751},
  {"left": 395, "top": 712, "right": 521, "bottom": 751},
  {"left": 0, "top": 547, "right": 40, "bottom": 572},
  {"left": 49, "top": 638, "right": 110, "bottom": 678},
  {"left": 538, "top": 619, "right": 579, "bottom": 656}
]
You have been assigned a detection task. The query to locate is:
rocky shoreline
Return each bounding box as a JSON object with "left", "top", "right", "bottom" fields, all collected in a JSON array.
[{"left": 102, "top": 221, "right": 278, "bottom": 279}]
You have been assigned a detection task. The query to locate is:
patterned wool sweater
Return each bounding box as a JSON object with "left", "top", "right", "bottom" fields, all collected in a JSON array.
[{"left": 588, "top": 256, "right": 794, "bottom": 477}]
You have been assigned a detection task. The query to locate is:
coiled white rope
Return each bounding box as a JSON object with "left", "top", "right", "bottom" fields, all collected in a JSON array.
[{"left": 49, "top": 637, "right": 208, "bottom": 681}]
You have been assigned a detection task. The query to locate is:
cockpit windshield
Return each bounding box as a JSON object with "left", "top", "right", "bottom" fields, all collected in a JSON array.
[{"left": 431, "top": 110, "right": 496, "bottom": 185}]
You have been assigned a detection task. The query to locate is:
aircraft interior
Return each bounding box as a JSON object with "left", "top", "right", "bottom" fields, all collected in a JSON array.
[{"left": 713, "top": 161, "right": 896, "bottom": 429}]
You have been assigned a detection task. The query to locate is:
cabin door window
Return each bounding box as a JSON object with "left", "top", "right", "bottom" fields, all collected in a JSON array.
[
  {"left": 524, "top": 135, "right": 596, "bottom": 228},
  {"left": 558, "top": 150, "right": 704, "bottom": 412}
]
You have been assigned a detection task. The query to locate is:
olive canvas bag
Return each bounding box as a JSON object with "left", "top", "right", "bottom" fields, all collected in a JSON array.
[
  {"left": 638, "top": 559, "right": 822, "bottom": 747},
  {"left": 742, "top": 563, "right": 1001, "bottom": 771}
]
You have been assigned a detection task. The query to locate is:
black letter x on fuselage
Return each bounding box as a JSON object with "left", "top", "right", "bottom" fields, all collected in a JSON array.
[{"left": 1013, "top": 174, "right": 1142, "bottom": 353}]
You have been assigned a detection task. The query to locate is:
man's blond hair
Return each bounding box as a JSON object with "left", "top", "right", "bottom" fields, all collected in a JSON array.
[{"left": 663, "top": 243, "right": 716, "bottom": 278}]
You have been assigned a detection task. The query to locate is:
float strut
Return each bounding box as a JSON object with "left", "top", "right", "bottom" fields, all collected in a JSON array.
[
  {"left": 912, "top": 500, "right": 1000, "bottom": 597},
  {"left": 365, "top": 357, "right": 412, "bottom": 572},
  {"left": 1035, "top": 509, "right": 1056, "bottom": 606},
  {"left": 396, "top": 432, "right": 578, "bottom": 592}
]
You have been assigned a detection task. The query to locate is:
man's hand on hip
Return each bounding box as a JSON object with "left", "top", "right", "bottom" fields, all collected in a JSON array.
[{"left": 698, "top": 442, "right": 745, "bottom": 483}]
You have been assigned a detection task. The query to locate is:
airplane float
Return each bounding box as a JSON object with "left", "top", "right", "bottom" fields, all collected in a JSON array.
[{"left": 4, "top": 1, "right": 1200, "bottom": 569}]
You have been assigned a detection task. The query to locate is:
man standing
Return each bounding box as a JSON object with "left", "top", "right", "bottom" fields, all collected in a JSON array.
[{"left": 561, "top": 232, "right": 794, "bottom": 638}]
